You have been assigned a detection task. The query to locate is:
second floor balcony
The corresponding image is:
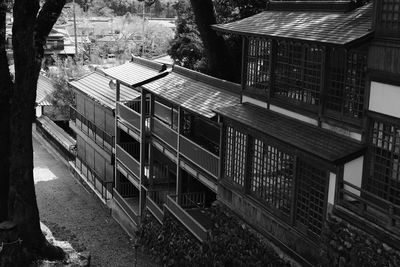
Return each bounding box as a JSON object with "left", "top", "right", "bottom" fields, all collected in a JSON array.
[{"left": 70, "top": 106, "right": 114, "bottom": 153}]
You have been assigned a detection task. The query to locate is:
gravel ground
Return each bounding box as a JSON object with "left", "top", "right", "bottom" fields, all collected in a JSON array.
[{"left": 33, "top": 131, "right": 158, "bottom": 267}]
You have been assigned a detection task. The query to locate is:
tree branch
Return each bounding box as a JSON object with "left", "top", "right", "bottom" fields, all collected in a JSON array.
[
  {"left": 0, "top": 0, "right": 13, "bottom": 95},
  {"left": 34, "top": 0, "right": 66, "bottom": 52}
]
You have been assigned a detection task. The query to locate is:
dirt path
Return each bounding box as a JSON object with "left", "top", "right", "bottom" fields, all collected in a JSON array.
[{"left": 33, "top": 132, "right": 158, "bottom": 267}]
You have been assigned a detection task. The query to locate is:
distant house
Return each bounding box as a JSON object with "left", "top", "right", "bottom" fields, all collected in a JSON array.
[{"left": 35, "top": 75, "right": 55, "bottom": 118}]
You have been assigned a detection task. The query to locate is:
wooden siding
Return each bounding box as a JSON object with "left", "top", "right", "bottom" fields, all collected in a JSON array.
[{"left": 368, "top": 40, "right": 400, "bottom": 75}]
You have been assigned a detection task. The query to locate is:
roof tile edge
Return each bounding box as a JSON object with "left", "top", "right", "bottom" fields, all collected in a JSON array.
[
  {"left": 130, "top": 55, "right": 164, "bottom": 71},
  {"left": 173, "top": 65, "right": 241, "bottom": 95}
]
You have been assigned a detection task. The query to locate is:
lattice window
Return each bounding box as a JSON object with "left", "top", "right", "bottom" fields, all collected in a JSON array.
[
  {"left": 224, "top": 126, "right": 247, "bottom": 187},
  {"left": 274, "top": 41, "right": 322, "bottom": 106},
  {"left": 366, "top": 118, "right": 400, "bottom": 205},
  {"left": 326, "top": 48, "right": 367, "bottom": 120},
  {"left": 295, "top": 160, "right": 327, "bottom": 237},
  {"left": 251, "top": 139, "right": 294, "bottom": 216},
  {"left": 246, "top": 37, "right": 271, "bottom": 93},
  {"left": 380, "top": 0, "right": 400, "bottom": 31}
]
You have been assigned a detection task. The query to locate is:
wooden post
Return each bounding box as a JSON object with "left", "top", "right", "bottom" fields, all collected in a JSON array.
[
  {"left": 268, "top": 39, "right": 277, "bottom": 108},
  {"left": 176, "top": 107, "right": 183, "bottom": 204},
  {"left": 139, "top": 89, "right": 146, "bottom": 216},
  {"left": 318, "top": 46, "right": 329, "bottom": 127}
]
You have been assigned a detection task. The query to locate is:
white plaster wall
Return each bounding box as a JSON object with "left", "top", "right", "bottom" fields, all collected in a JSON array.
[
  {"left": 343, "top": 156, "right": 364, "bottom": 197},
  {"left": 369, "top": 81, "right": 400, "bottom": 118},
  {"left": 328, "top": 172, "right": 337, "bottom": 205},
  {"left": 36, "top": 106, "right": 42, "bottom": 118},
  {"left": 242, "top": 95, "right": 268, "bottom": 109}
]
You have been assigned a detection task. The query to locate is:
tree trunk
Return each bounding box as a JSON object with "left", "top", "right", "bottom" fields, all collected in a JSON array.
[
  {"left": 1, "top": 1, "right": 67, "bottom": 265},
  {"left": 8, "top": 0, "right": 50, "bottom": 254},
  {"left": 0, "top": 0, "right": 11, "bottom": 223},
  {"left": 189, "top": 0, "right": 235, "bottom": 81}
]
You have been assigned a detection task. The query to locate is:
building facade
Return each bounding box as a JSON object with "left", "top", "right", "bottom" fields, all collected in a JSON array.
[
  {"left": 211, "top": 0, "right": 400, "bottom": 265},
  {"left": 65, "top": 1, "right": 400, "bottom": 265}
]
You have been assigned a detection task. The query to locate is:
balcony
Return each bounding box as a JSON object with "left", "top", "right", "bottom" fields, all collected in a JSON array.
[
  {"left": 117, "top": 102, "right": 141, "bottom": 132},
  {"left": 75, "top": 156, "right": 113, "bottom": 201},
  {"left": 179, "top": 136, "right": 219, "bottom": 178},
  {"left": 70, "top": 107, "right": 114, "bottom": 152},
  {"left": 165, "top": 192, "right": 211, "bottom": 242},
  {"left": 335, "top": 181, "right": 400, "bottom": 246},
  {"left": 146, "top": 190, "right": 168, "bottom": 224},
  {"left": 113, "top": 188, "right": 140, "bottom": 225},
  {"left": 116, "top": 143, "right": 141, "bottom": 179},
  {"left": 152, "top": 117, "right": 177, "bottom": 149}
]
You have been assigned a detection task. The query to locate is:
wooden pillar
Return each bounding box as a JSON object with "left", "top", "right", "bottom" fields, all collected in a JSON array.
[
  {"left": 240, "top": 36, "right": 248, "bottom": 103},
  {"left": 218, "top": 116, "right": 225, "bottom": 181},
  {"left": 244, "top": 135, "right": 253, "bottom": 194},
  {"left": 139, "top": 88, "right": 147, "bottom": 216},
  {"left": 113, "top": 80, "right": 120, "bottom": 191},
  {"left": 318, "top": 47, "right": 329, "bottom": 127},
  {"left": 176, "top": 107, "right": 183, "bottom": 202},
  {"left": 268, "top": 39, "right": 277, "bottom": 109},
  {"left": 148, "top": 94, "right": 155, "bottom": 187}
]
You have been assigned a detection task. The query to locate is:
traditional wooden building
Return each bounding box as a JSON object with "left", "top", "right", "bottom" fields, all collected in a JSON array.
[
  {"left": 103, "top": 57, "right": 240, "bottom": 238},
  {"left": 211, "top": 0, "right": 400, "bottom": 265},
  {"left": 68, "top": 71, "right": 140, "bottom": 202}
]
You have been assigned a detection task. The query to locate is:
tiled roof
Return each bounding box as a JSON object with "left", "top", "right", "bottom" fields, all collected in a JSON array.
[
  {"left": 103, "top": 57, "right": 241, "bottom": 118},
  {"left": 215, "top": 103, "right": 365, "bottom": 164},
  {"left": 212, "top": 3, "right": 373, "bottom": 45},
  {"left": 102, "top": 58, "right": 168, "bottom": 87},
  {"left": 36, "top": 75, "right": 55, "bottom": 106},
  {"left": 143, "top": 66, "right": 241, "bottom": 118},
  {"left": 69, "top": 71, "right": 140, "bottom": 110}
]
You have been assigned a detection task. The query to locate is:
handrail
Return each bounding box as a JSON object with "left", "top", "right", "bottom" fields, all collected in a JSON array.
[
  {"left": 339, "top": 180, "right": 400, "bottom": 226},
  {"left": 179, "top": 192, "right": 206, "bottom": 209},
  {"left": 342, "top": 180, "right": 400, "bottom": 210},
  {"left": 116, "top": 102, "right": 141, "bottom": 131},
  {"left": 165, "top": 195, "right": 209, "bottom": 242},
  {"left": 180, "top": 135, "right": 220, "bottom": 159},
  {"left": 75, "top": 155, "right": 113, "bottom": 200},
  {"left": 70, "top": 106, "right": 114, "bottom": 151},
  {"left": 152, "top": 116, "right": 178, "bottom": 149}
]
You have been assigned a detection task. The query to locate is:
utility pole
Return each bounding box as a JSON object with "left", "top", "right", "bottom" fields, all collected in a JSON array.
[
  {"left": 142, "top": 1, "right": 145, "bottom": 56},
  {"left": 73, "top": 0, "right": 78, "bottom": 57}
]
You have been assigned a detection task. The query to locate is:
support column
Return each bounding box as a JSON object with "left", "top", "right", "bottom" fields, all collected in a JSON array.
[
  {"left": 176, "top": 107, "right": 183, "bottom": 203},
  {"left": 139, "top": 89, "right": 147, "bottom": 216},
  {"left": 113, "top": 81, "right": 120, "bottom": 193}
]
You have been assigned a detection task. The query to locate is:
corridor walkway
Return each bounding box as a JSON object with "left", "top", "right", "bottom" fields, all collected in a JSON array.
[{"left": 33, "top": 130, "right": 157, "bottom": 267}]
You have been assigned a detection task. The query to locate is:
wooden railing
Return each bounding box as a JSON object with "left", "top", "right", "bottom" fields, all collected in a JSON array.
[
  {"left": 70, "top": 106, "right": 114, "bottom": 152},
  {"left": 75, "top": 156, "right": 113, "bottom": 201},
  {"left": 116, "top": 144, "right": 141, "bottom": 179},
  {"left": 117, "top": 181, "right": 136, "bottom": 198},
  {"left": 179, "top": 136, "right": 219, "bottom": 178},
  {"left": 178, "top": 192, "right": 206, "bottom": 209},
  {"left": 116, "top": 102, "right": 141, "bottom": 131},
  {"left": 146, "top": 195, "right": 164, "bottom": 224},
  {"left": 113, "top": 188, "right": 139, "bottom": 225},
  {"left": 152, "top": 117, "right": 177, "bottom": 149},
  {"left": 339, "top": 181, "right": 400, "bottom": 228},
  {"left": 165, "top": 194, "right": 209, "bottom": 243}
]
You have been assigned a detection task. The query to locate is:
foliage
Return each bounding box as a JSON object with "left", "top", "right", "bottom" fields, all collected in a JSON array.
[
  {"left": 319, "top": 216, "right": 400, "bottom": 267},
  {"left": 167, "top": 0, "right": 204, "bottom": 70},
  {"left": 46, "top": 56, "right": 90, "bottom": 110},
  {"left": 137, "top": 203, "right": 290, "bottom": 266},
  {"left": 168, "top": 0, "right": 266, "bottom": 78},
  {"left": 87, "top": 15, "right": 174, "bottom": 61}
]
